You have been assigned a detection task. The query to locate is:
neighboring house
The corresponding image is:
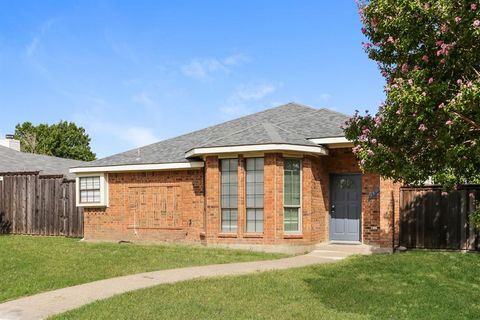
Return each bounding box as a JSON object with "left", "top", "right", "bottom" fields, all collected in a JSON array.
[
  {"left": 0, "top": 138, "right": 84, "bottom": 178},
  {"left": 70, "top": 103, "right": 400, "bottom": 251},
  {"left": 0, "top": 138, "right": 85, "bottom": 236}
]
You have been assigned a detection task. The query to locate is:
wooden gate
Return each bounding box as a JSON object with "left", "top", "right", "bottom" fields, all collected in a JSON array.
[
  {"left": 0, "top": 173, "right": 83, "bottom": 237},
  {"left": 399, "top": 186, "right": 480, "bottom": 250}
]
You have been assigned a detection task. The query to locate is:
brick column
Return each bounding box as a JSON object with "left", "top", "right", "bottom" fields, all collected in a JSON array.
[{"left": 205, "top": 156, "right": 220, "bottom": 240}]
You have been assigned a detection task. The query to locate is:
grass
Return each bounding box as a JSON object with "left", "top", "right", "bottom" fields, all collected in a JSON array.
[
  {"left": 0, "top": 235, "right": 284, "bottom": 303},
  {"left": 54, "top": 252, "right": 480, "bottom": 320}
]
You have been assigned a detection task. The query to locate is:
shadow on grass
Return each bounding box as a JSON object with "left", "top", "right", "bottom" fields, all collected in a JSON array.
[{"left": 303, "top": 252, "right": 480, "bottom": 319}]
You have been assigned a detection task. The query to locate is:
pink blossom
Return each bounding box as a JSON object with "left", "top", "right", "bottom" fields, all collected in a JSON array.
[
  {"left": 467, "top": 81, "right": 473, "bottom": 87},
  {"left": 440, "top": 24, "right": 448, "bottom": 33},
  {"left": 436, "top": 40, "right": 444, "bottom": 46},
  {"left": 473, "top": 20, "right": 480, "bottom": 27},
  {"left": 424, "top": 3, "right": 430, "bottom": 10},
  {"left": 422, "top": 55, "right": 429, "bottom": 62},
  {"left": 367, "top": 150, "right": 375, "bottom": 157},
  {"left": 371, "top": 138, "right": 377, "bottom": 144},
  {"left": 438, "top": 103, "right": 445, "bottom": 109},
  {"left": 455, "top": 16, "right": 462, "bottom": 23},
  {"left": 445, "top": 120, "right": 453, "bottom": 125},
  {"left": 396, "top": 108, "right": 401, "bottom": 115},
  {"left": 352, "top": 145, "right": 362, "bottom": 154},
  {"left": 428, "top": 77, "right": 434, "bottom": 84},
  {"left": 440, "top": 58, "right": 446, "bottom": 64},
  {"left": 361, "top": 27, "right": 367, "bottom": 34},
  {"left": 362, "top": 42, "right": 373, "bottom": 49},
  {"left": 457, "top": 79, "right": 463, "bottom": 85},
  {"left": 387, "top": 36, "right": 395, "bottom": 43},
  {"left": 441, "top": 191, "right": 449, "bottom": 196},
  {"left": 408, "top": 79, "right": 414, "bottom": 85},
  {"left": 472, "top": 3, "right": 478, "bottom": 11},
  {"left": 360, "top": 159, "right": 366, "bottom": 166},
  {"left": 418, "top": 124, "right": 427, "bottom": 131},
  {"left": 401, "top": 63, "right": 409, "bottom": 73},
  {"left": 469, "top": 192, "right": 475, "bottom": 198}
]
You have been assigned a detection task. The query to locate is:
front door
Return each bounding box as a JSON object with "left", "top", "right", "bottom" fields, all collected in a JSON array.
[{"left": 329, "top": 174, "right": 361, "bottom": 241}]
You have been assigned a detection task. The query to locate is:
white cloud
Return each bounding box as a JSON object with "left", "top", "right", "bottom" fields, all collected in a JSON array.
[
  {"left": 181, "top": 53, "right": 250, "bottom": 80},
  {"left": 234, "top": 83, "right": 277, "bottom": 101},
  {"left": 73, "top": 108, "right": 160, "bottom": 150},
  {"left": 319, "top": 93, "right": 332, "bottom": 102},
  {"left": 23, "top": 18, "right": 58, "bottom": 75},
  {"left": 131, "top": 91, "right": 159, "bottom": 110},
  {"left": 120, "top": 126, "right": 159, "bottom": 147},
  {"left": 220, "top": 81, "right": 280, "bottom": 116}
]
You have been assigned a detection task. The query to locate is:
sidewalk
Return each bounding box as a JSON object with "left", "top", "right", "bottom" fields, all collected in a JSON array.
[{"left": 0, "top": 249, "right": 357, "bottom": 320}]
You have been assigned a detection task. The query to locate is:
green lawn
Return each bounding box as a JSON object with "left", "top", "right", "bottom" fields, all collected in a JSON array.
[
  {"left": 0, "top": 235, "right": 284, "bottom": 303},
  {"left": 54, "top": 252, "right": 480, "bottom": 320}
]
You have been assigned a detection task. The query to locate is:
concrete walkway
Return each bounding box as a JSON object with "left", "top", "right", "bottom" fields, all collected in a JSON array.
[{"left": 0, "top": 246, "right": 366, "bottom": 320}]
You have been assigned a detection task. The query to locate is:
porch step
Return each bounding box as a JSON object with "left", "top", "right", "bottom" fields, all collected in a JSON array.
[{"left": 314, "top": 242, "right": 376, "bottom": 255}]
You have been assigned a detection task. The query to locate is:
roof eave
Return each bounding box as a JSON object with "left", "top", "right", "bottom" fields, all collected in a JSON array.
[
  {"left": 185, "top": 143, "right": 329, "bottom": 158},
  {"left": 69, "top": 161, "right": 205, "bottom": 174}
]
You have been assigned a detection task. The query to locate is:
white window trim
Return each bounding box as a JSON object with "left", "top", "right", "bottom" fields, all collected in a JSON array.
[
  {"left": 283, "top": 159, "right": 302, "bottom": 235},
  {"left": 76, "top": 173, "right": 109, "bottom": 207}
]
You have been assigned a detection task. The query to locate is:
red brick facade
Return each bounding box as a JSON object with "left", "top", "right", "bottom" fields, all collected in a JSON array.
[{"left": 83, "top": 149, "right": 400, "bottom": 249}]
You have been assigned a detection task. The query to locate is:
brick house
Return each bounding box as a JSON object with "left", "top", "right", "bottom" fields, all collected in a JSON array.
[{"left": 70, "top": 103, "right": 400, "bottom": 252}]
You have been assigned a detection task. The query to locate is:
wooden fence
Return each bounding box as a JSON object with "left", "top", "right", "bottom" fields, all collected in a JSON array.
[
  {"left": 0, "top": 173, "right": 83, "bottom": 237},
  {"left": 399, "top": 186, "right": 480, "bottom": 250}
]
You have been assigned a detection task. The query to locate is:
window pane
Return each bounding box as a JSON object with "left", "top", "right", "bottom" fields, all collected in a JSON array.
[
  {"left": 79, "top": 177, "right": 101, "bottom": 203},
  {"left": 284, "top": 159, "right": 301, "bottom": 207},
  {"left": 284, "top": 207, "right": 300, "bottom": 232},
  {"left": 246, "top": 158, "right": 264, "bottom": 233},
  {"left": 246, "top": 158, "right": 255, "bottom": 171},
  {"left": 221, "top": 159, "right": 238, "bottom": 232}
]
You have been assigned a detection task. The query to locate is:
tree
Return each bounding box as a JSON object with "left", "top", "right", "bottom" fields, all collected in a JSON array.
[
  {"left": 344, "top": 0, "right": 480, "bottom": 189},
  {"left": 14, "top": 121, "right": 96, "bottom": 161}
]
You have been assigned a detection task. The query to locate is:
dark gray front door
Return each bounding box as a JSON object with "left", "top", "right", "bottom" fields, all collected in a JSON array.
[{"left": 329, "top": 174, "right": 361, "bottom": 241}]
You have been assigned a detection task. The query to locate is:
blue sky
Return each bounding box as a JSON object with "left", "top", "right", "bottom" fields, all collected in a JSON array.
[{"left": 0, "top": 0, "right": 385, "bottom": 158}]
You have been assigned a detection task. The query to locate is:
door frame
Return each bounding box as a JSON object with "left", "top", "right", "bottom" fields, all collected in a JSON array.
[{"left": 328, "top": 173, "right": 362, "bottom": 242}]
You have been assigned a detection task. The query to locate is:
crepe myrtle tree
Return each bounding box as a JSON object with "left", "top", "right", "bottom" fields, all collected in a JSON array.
[{"left": 345, "top": 0, "right": 480, "bottom": 192}]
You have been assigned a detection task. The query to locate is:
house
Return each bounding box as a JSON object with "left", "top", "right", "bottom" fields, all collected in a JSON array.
[
  {"left": 70, "top": 103, "right": 400, "bottom": 252},
  {"left": 0, "top": 137, "right": 84, "bottom": 178},
  {"left": 0, "top": 137, "right": 85, "bottom": 236}
]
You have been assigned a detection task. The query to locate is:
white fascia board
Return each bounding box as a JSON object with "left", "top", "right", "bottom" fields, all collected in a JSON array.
[
  {"left": 185, "top": 144, "right": 328, "bottom": 158},
  {"left": 70, "top": 161, "right": 205, "bottom": 174},
  {"left": 308, "top": 137, "right": 350, "bottom": 144}
]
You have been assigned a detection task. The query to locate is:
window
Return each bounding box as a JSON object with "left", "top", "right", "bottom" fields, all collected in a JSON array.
[
  {"left": 76, "top": 174, "right": 108, "bottom": 207},
  {"left": 220, "top": 159, "right": 238, "bottom": 232},
  {"left": 284, "top": 159, "right": 301, "bottom": 233},
  {"left": 79, "top": 176, "right": 101, "bottom": 203},
  {"left": 246, "top": 158, "right": 264, "bottom": 233}
]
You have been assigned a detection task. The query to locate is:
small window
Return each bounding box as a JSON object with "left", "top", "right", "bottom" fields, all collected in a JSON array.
[
  {"left": 246, "top": 158, "right": 264, "bottom": 233},
  {"left": 220, "top": 159, "right": 238, "bottom": 232},
  {"left": 284, "top": 159, "right": 301, "bottom": 233},
  {"left": 79, "top": 176, "right": 101, "bottom": 203}
]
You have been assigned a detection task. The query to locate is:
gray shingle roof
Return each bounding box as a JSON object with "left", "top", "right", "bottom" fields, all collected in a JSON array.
[
  {"left": 0, "top": 146, "right": 86, "bottom": 178},
  {"left": 77, "top": 102, "right": 349, "bottom": 168}
]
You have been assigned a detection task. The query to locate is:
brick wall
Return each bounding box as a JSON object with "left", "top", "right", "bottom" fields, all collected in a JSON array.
[
  {"left": 83, "top": 149, "right": 400, "bottom": 248},
  {"left": 84, "top": 170, "right": 204, "bottom": 242}
]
